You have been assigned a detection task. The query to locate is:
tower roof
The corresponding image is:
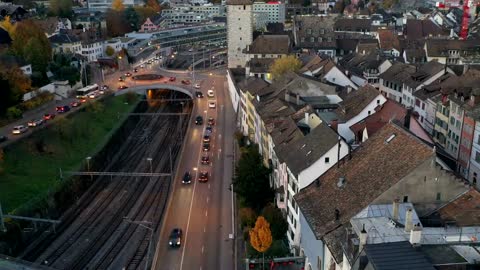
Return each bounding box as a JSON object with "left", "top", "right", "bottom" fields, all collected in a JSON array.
[{"left": 227, "top": 0, "right": 252, "bottom": 5}]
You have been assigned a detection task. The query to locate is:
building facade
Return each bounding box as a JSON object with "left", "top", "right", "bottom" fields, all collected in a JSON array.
[
  {"left": 227, "top": 0, "right": 253, "bottom": 68},
  {"left": 253, "top": 1, "right": 285, "bottom": 24}
]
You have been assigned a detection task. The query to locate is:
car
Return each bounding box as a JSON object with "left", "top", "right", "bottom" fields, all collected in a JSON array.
[
  {"left": 198, "top": 171, "right": 209, "bottom": 182},
  {"left": 102, "top": 85, "right": 109, "bottom": 90},
  {"left": 182, "top": 172, "right": 192, "bottom": 184},
  {"left": 188, "top": 48, "right": 193, "bottom": 52},
  {"left": 56, "top": 105, "right": 70, "bottom": 113},
  {"left": 0, "top": 135, "right": 7, "bottom": 143},
  {"left": 208, "top": 117, "right": 215, "bottom": 125},
  {"left": 205, "top": 125, "right": 213, "bottom": 134},
  {"left": 118, "top": 85, "right": 128, "bottom": 89},
  {"left": 88, "top": 91, "right": 99, "bottom": 99},
  {"left": 79, "top": 98, "right": 87, "bottom": 103},
  {"left": 207, "top": 90, "right": 214, "bottom": 97},
  {"left": 181, "top": 80, "right": 190, "bottom": 85},
  {"left": 12, "top": 125, "right": 28, "bottom": 135},
  {"left": 208, "top": 102, "right": 216, "bottom": 109},
  {"left": 125, "top": 72, "right": 132, "bottom": 77},
  {"left": 201, "top": 155, "right": 210, "bottom": 165},
  {"left": 195, "top": 115, "right": 203, "bottom": 125},
  {"left": 203, "top": 135, "right": 210, "bottom": 143},
  {"left": 195, "top": 91, "right": 204, "bottom": 98},
  {"left": 194, "top": 83, "right": 201, "bottom": 89},
  {"left": 169, "top": 228, "right": 182, "bottom": 247},
  {"left": 43, "top": 113, "right": 55, "bottom": 121},
  {"left": 70, "top": 101, "right": 81, "bottom": 107},
  {"left": 98, "top": 89, "right": 105, "bottom": 95},
  {"left": 203, "top": 143, "right": 210, "bottom": 151},
  {"left": 134, "top": 68, "right": 138, "bottom": 73},
  {"left": 118, "top": 77, "right": 124, "bottom": 82},
  {"left": 28, "top": 119, "right": 44, "bottom": 127},
  {"left": 169, "top": 77, "right": 176, "bottom": 82}
]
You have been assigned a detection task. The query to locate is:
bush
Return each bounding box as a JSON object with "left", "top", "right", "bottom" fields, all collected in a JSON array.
[
  {"left": 6, "top": 106, "right": 22, "bottom": 120},
  {"left": 239, "top": 207, "right": 257, "bottom": 228}
]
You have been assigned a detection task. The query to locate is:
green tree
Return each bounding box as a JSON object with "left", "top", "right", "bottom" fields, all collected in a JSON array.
[
  {"left": 111, "top": 0, "right": 125, "bottom": 11},
  {"left": 0, "top": 65, "right": 31, "bottom": 114},
  {"left": 49, "top": 0, "right": 72, "bottom": 17},
  {"left": 261, "top": 204, "right": 288, "bottom": 240},
  {"left": 6, "top": 106, "right": 22, "bottom": 119},
  {"left": 24, "top": 38, "right": 51, "bottom": 73},
  {"left": 269, "top": 55, "right": 302, "bottom": 80},
  {"left": 145, "top": 0, "right": 161, "bottom": 12},
  {"left": 105, "top": 46, "right": 115, "bottom": 56},
  {"left": 134, "top": 6, "right": 158, "bottom": 24},
  {"left": 124, "top": 6, "right": 139, "bottom": 31},
  {"left": 233, "top": 145, "right": 273, "bottom": 210}
]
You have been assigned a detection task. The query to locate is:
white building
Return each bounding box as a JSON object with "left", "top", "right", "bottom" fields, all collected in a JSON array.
[
  {"left": 87, "top": 0, "right": 143, "bottom": 11},
  {"left": 253, "top": 1, "right": 285, "bottom": 24},
  {"left": 253, "top": 11, "right": 269, "bottom": 30},
  {"left": 81, "top": 41, "right": 104, "bottom": 62},
  {"left": 227, "top": 0, "right": 253, "bottom": 68}
]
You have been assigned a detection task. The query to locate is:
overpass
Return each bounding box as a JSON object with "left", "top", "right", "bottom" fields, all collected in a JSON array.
[{"left": 114, "top": 83, "right": 194, "bottom": 99}]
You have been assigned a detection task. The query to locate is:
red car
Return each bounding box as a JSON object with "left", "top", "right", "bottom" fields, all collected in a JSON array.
[
  {"left": 169, "top": 77, "right": 176, "bottom": 82},
  {"left": 43, "top": 113, "right": 55, "bottom": 120},
  {"left": 70, "top": 101, "right": 81, "bottom": 107},
  {"left": 199, "top": 172, "right": 209, "bottom": 182},
  {"left": 181, "top": 80, "right": 190, "bottom": 85}
]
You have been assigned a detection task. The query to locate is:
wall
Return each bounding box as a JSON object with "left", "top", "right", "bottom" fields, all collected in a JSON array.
[
  {"left": 227, "top": 4, "right": 253, "bottom": 68},
  {"left": 459, "top": 114, "right": 474, "bottom": 179},
  {"left": 374, "top": 157, "right": 469, "bottom": 216},
  {"left": 300, "top": 211, "right": 324, "bottom": 270},
  {"left": 226, "top": 70, "right": 240, "bottom": 112},
  {"left": 469, "top": 121, "right": 480, "bottom": 188},
  {"left": 324, "top": 67, "right": 358, "bottom": 90}
]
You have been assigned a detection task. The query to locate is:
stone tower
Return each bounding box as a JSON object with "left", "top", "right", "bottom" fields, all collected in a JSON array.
[{"left": 227, "top": 0, "right": 253, "bottom": 68}]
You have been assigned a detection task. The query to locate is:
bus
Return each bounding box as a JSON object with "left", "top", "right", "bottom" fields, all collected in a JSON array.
[{"left": 76, "top": 84, "right": 99, "bottom": 99}]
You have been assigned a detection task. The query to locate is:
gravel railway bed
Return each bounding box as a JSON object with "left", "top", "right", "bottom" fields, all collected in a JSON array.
[{"left": 20, "top": 92, "right": 192, "bottom": 270}]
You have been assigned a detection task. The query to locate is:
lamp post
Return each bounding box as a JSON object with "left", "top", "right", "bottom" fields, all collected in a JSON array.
[
  {"left": 146, "top": 158, "right": 153, "bottom": 174},
  {"left": 86, "top": 156, "right": 92, "bottom": 180},
  {"left": 123, "top": 219, "right": 154, "bottom": 270}
]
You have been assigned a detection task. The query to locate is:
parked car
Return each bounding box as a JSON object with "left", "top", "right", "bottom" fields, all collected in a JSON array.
[
  {"left": 201, "top": 155, "right": 210, "bottom": 165},
  {"left": 43, "top": 113, "right": 55, "bottom": 120},
  {"left": 195, "top": 115, "right": 203, "bottom": 125},
  {"left": 0, "top": 135, "right": 7, "bottom": 143},
  {"left": 198, "top": 171, "right": 209, "bottom": 182},
  {"left": 207, "top": 90, "right": 214, "bottom": 98},
  {"left": 70, "top": 101, "right": 81, "bottom": 107},
  {"left": 28, "top": 119, "right": 44, "bottom": 127},
  {"left": 195, "top": 91, "right": 204, "bottom": 98},
  {"left": 12, "top": 125, "right": 28, "bottom": 135},
  {"left": 169, "top": 228, "right": 182, "bottom": 247},
  {"left": 208, "top": 102, "right": 216, "bottom": 109},
  {"left": 56, "top": 105, "right": 70, "bottom": 113},
  {"left": 182, "top": 172, "right": 192, "bottom": 184},
  {"left": 194, "top": 83, "right": 201, "bottom": 89},
  {"left": 181, "top": 80, "right": 190, "bottom": 85},
  {"left": 169, "top": 77, "right": 176, "bottom": 82}
]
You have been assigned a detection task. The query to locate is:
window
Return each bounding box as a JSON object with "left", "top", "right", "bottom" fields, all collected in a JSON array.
[
  {"left": 415, "top": 99, "right": 421, "bottom": 107},
  {"left": 325, "top": 157, "right": 330, "bottom": 163},
  {"left": 422, "top": 103, "right": 425, "bottom": 110},
  {"left": 475, "top": 151, "right": 480, "bottom": 163},
  {"left": 436, "top": 192, "right": 441, "bottom": 201},
  {"left": 403, "top": 195, "right": 409, "bottom": 202}
]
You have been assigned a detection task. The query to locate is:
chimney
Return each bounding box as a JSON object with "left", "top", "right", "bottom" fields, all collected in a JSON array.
[
  {"left": 347, "top": 86, "right": 353, "bottom": 94},
  {"left": 334, "top": 209, "right": 340, "bottom": 221},
  {"left": 404, "top": 108, "right": 412, "bottom": 129},
  {"left": 359, "top": 224, "right": 368, "bottom": 251},
  {"left": 409, "top": 223, "right": 422, "bottom": 246},
  {"left": 305, "top": 112, "right": 309, "bottom": 126},
  {"left": 469, "top": 88, "right": 480, "bottom": 106},
  {"left": 404, "top": 208, "right": 413, "bottom": 232},
  {"left": 392, "top": 199, "right": 399, "bottom": 221}
]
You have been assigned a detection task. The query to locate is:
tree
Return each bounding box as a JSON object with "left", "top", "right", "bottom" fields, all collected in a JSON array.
[
  {"left": 250, "top": 216, "right": 272, "bottom": 269},
  {"left": 382, "top": 0, "right": 398, "bottom": 9},
  {"left": 233, "top": 145, "right": 273, "bottom": 210},
  {"left": 111, "top": 0, "right": 125, "bottom": 12},
  {"left": 0, "top": 65, "right": 31, "bottom": 115},
  {"left": 261, "top": 204, "right": 288, "bottom": 240},
  {"left": 24, "top": 38, "right": 51, "bottom": 73},
  {"left": 106, "top": 10, "right": 130, "bottom": 37},
  {"left": 124, "top": 6, "right": 140, "bottom": 31},
  {"left": 49, "top": 0, "right": 72, "bottom": 18},
  {"left": 105, "top": 46, "right": 115, "bottom": 56},
  {"left": 134, "top": 6, "right": 158, "bottom": 24},
  {"left": 333, "top": 0, "right": 345, "bottom": 13},
  {"left": 0, "top": 16, "right": 15, "bottom": 35},
  {"left": 269, "top": 55, "right": 302, "bottom": 80},
  {"left": 145, "top": 0, "right": 161, "bottom": 12}
]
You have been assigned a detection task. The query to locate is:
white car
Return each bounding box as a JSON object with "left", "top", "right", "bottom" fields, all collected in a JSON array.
[
  {"left": 12, "top": 125, "right": 28, "bottom": 135},
  {"left": 208, "top": 102, "right": 216, "bottom": 109},
  {"left": 207, "top": 90, "right": 214, "bottom": 98},
  {"left": 194, "top": 83, "right": 201, "bottom": 89},
  {"left": 88, "top": 91, "right": 98, "bottom": 99}
]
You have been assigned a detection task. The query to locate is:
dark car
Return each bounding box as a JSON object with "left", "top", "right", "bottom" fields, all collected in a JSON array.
[
  {"left": 199, "top": 171, "right": 209, "bottom": 182},
  {"left": 125, "top": 72, "right": 132, "bottom": 77},
  {"left": 118, "top": 77, "right": 124, "bottom": 82},
  {"left": 195, "top": 91, "right": 204, "bottom": 98},
  {"left": 195, "top": 115, "right": 203, "bottom": 125},
  {"left": 0, "top": 135, "right": 7, "bottom": 143},
  {"left": 203, "top": 135, "right": 210, "bottom": 143},
  {"left": 181, "top": 79, "right": 190, "bottom": 85},
  {"left": 182, "top": 172, "right": 192, "bottom": 184},
  {"left": 206, "top": 125, "right": 213, "bottom": 133},
  {"left": 56, "top": 105, "right": 70, "bottom": 113},
  {"left": 134, "top": 68, "right": 138, "bottom": 73},
  {"left": 70, "top": 101, "right": 81, "bottom": 107},
  {"left": 169, "top": 77, "right": 176, "bottom": 82},
  {"left": 169, "top": 228, "right": 182, "bottom": 247},
  {"left": 118, "top": 85, "right": 128, "bottom": 89},
  {"left": 203, "top": 143, "right": 210, "bottom": 151},
  {"left": 208, "top": 117, "right": 215, "bottom": 125},
  {"left": 201, "top": 155, "right": 210, "bottom": 165},
  {"left": 43, "top": 113, "right": 55, "bottom": 120}
]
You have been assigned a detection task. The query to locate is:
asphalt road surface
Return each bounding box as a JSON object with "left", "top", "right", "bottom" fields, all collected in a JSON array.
[{"left": 152, "top": 71, "right": 236, "bottom": 270}]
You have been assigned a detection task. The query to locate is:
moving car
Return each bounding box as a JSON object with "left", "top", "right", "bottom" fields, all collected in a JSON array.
[
  {"left": 43, "top": 113, "right": 55, "bottom": 120},
  {"left": 207, "top": 90, "right": 214, "bottom": 98},
  {"left": 70, "top": 101, "right": 81, "bottom": 107},
  {"left": 88, "top": 91, "right": 99, "bottom": 99},
  {"left": 56, "top": 105, "right": 70, "bottom": 113},
  {"left": 12, "top": 125, "right": 28, "bottom": 135},
  {"left": 125, "top": 72, "right": 132, "bottom": 77},
  {"left": 208, "top": 102, "right": 216, "bottom": 109},
  {"left": 194, "top": 83, "right": 201, "bottom": 89},
  {"left": 28, "top": 119, "right": 44, "bottom": 127},
  {"left": 201, "top": 155, "right": 210, "bottom": 165},
  {"left": 118, "top": 85, "right": 128, "bottom": 89},
  {"left": 101, "top": 85, "right": 109, "bottom": 90},
  {"left": 182, "top": 172, "right": 192, "bottom": 184},
  {"left": 181, "top": 80, "right": 190, "bottom": 85},
  {"left": 169, "top": 228, "right": 182, "bottom": 247},
  {"left": 118, "top": 77, "right": 124, "bottom": 82},
  {"left": 208, "top": 117, "right": 215, "bottom": 125},
  {"left": 195, "top": 91, "right": 204, "bottom": 98},
  {"left": 198, "top": 171, "right": 209, "bottom": 182},
  {"left": 205, "top": 125, "right": 213, "bottom": 134},
  {"left": 195, "top": 115, "right": 203, "bottom": 125},
  {"left": 0, "top": 135, "right": 7, "bottom": 143},
  {"left": 134, "top": 68, "right": 138, "bottom": 73},
  {"left": 169, "top": 77, "right": 176, "bottom": 82},
  {"left": 203, "top": 143, "right": 210, "bottom": 151},
  {"left": 203, "top": 135, "right": 210, "bottom": 143},
  {"left": 79, "top": 98, "right": 87, "bottom": 103}
]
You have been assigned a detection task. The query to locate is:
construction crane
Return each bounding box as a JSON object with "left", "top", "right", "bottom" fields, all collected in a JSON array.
[{"left": 436, "top": 0, "right": 479, "bottom": 39}]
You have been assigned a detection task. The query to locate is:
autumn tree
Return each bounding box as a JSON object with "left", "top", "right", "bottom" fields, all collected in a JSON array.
[
  {"left": 250, "top": 216, "right": 272, "bottom": 269},
  {"left": 269, "top": 55, "right": 302, "bottom": 80},
  {"left": 106, "top": 10, "right": 130, "bottom": 37},
  {"left": 0, "top": 16, "right": 15, "bottom": 35},
  {"left": 134, "top": 6, "right": 158, "bottom": 24},
  {"left": 145, "top": 0, "right": 161, "bottom": 12},
  {"left": 105, "top": 46, "right": 115, "bottom": 56},
  {"left": 0, "top": 64, "right": 31, "bottom": 115},
  {"left": 111, "top": 0, "right": 125, "bottom": 12},
  {"left": 49, "top": 0, "right": 72, "bottom": 18}
]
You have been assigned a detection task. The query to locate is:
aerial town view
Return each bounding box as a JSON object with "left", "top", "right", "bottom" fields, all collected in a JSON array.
[{"left": 1, "top": 0, "right": 480, "bottom": 269}]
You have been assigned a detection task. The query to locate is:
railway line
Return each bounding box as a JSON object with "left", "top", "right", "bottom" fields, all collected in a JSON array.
[{"left": 21, "top": 91, "right": 192, "bottom": 270}]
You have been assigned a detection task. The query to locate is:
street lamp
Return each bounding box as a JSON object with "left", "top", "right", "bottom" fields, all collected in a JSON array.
[
  {"left": 146, "top": 157, "right": 153, "bottom": 174},
  {"left": 123, "top": 218, "right": 154, "bottom": 270},
  {"left": 86, "top": 157, "right": 92, "bottom": 180}
]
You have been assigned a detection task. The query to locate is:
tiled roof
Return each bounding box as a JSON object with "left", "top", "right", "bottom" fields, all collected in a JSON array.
[
  {"left": 295, "top": 123, "right": 434, "bottom": 239},
  {"left": 338, "top": 52, "right": 386, "bottom": 76},
  {"left": 237, "top": 77, "right": 269, "bottom": 96},
  {"left": 356, "top": 39, "right": 379, "bottom": 55},
  {"left": 33, "top": 17, "right": 60, "bottom": 35},
  {"left": 334, "top": 18, "right": 372, "bottom": 32},
  {"left": 334, "top": 84, "right": 381, "bottom": 122},
  {"left": 380, "top": 60, "right": 445, "bottom": 89},
  {"left": 268, "top": 116, "right": 304, "bottom": 146},
  {"left": 364, "top": 242, "right": 436, "bottom": 270},
  {"left": 246, "top": 35, "right": 290, "bottom": 54},
  {"left": 294, "top": 15, "right": 337, "bottom": 49},
  {"left": 377, "top": 29, "right": 400, "bottom": 51},
  {"left": 248, "top": 58, "right": 274, "bottom": 74},
  {"left": 49, "top": 32, "right": 81, "bottom": 44},
  {"left": 226, "top": 0, "right": 252, "bottom": 5},
  {"left": 275, "top": 122, "right": 340, "bottom": 176},
  {"left": 425, "top": 39, "right": 480, "bottom": 57},
  {"left": 435, "top": 188, "right": 480, "bottom": 227},
  {"left": 404, "top": 19, "right": 445, "bottom": 40}
]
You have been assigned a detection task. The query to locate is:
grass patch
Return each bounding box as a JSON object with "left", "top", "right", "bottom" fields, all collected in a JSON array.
[{"left": 0, "top": 95, "right": 138, "bottom": 213}]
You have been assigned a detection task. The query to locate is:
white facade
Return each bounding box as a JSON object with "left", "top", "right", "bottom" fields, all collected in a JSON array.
[
  {"left": 337, "top": 94, "right": 387, "bottom": 142},
  {"left": 81, "top": 41, "right": 104, "bottom": 62},
  {"left": 87, "top": 0, "right": 142, "bottom": 11},
  {"left": 253, "top": 11, "right": 269, "bottom": 30},
  {"left": 253, "top": 1, "right": 285, "bottom": 24},
  {"left": 469, "top": 121, "right": 480, "bottom": 188},
  {"left": 413, "top": 97, "right": 437, "bottom": 135},
  {"left": 323, "top": 66, "right": 358, "bottom": 90},
  {"left": 226, "top": 70, "right": 241, "bottom": 113},
  {"left": 103, "top": 39, "right": 123, "bottom": 54},
  {"left": 227, "top": 3, "right": 253, "bottom": 68}
]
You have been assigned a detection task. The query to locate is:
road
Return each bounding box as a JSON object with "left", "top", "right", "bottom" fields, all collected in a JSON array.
[{"left": 152, "top": 67, "right": 236, "bottom": 270}]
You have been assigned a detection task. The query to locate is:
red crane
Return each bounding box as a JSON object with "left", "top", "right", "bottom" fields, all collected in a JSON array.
[{"left": 436, "top": 0, "right": 474, "bottom": 39}]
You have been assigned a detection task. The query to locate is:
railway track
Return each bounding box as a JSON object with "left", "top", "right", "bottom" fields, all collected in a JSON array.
[{"left": 21, "top": 92, "right": 192, "bottom": 270}]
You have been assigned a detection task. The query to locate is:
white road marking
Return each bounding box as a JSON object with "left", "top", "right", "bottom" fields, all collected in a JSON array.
[
  {"left": 205, "top": 210, "right": 208, "bottom": 217},
  {"left": 204, "top": 227, "right": 206, "bottom": 233},
  {"left": 207, "top": 196, "right": 209, "bottom": 203},
  {"left": 208, "top": 184, "right": 211, "bottom": 189},
  {"left": 201, "top": 246, "right": 205, "bottom": 254}
]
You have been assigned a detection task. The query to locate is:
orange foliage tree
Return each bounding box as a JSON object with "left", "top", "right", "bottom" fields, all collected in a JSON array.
[{"left": 249, "top": 216, "right": 272, "bottom": 253}]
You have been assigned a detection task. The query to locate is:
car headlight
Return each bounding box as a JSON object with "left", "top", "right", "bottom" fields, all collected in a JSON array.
[
  {"left": 169, "top": 241, "right": 172, "bottom": 245},
  {"left": 177, "top": 241, "right": 181, "bottom": 245}
]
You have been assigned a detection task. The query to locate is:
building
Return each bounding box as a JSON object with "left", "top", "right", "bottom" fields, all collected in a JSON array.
[
  {"left": 293, "top": 15, "right": 337, "bottom": 57},
  {"left": 87, "top": 0, "right": 143, "bottom": 11},
  {"left": 338, "top": 51, "right": 392, "bottom": 89},
  {"left": 80, "top": 41, "right": 104, "bottom": 62},
  {"left": 49, "top": 31, "right": 82, "bottom": 54},
  {"left": 300, "top": 55, "right": 358, "bottom": 90},
  {"left": 253, "top": 11, "right": 269, "bottom": 30},
  {"left": 252, "top": 1, "right": 285, "bottom": 24},
  {"left": 245, "top": 34, "right": 290, "bottom": 80},
  {"left": 425, "top": 39, "right": 480, "bottom": 65},
  {"left": 227, "top": 0, "right": 253, "bottom": 68}
]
